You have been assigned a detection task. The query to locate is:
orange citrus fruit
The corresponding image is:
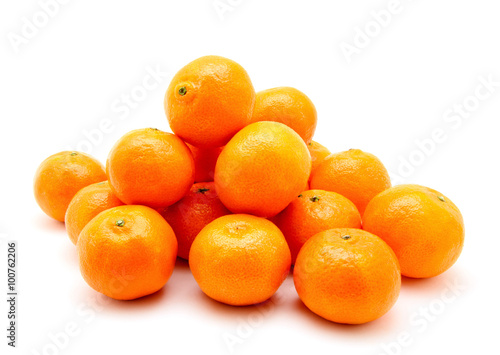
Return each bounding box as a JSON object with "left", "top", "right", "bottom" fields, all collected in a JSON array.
[
  {"left": 272, "top": 190, "right": 361, "bottom": 263},
  {"left": 189, "top": 214, "right": 291, "bottom": 306},
  {"left": 363, "top": 184, "right": 465, "bottom": 278},
  {"left": 65, "top": 181, "right": 124, "bottom": 245},
  {"left": 77, "top": 205, "right": 178, "bottom": 300},
  {"left": 307, "top": 141, "right": 330, "bottom": 181},
  {"left": 186, "top": 143, "right": 223, "bottom": 183},
  {"left": 34, "top": 151, "right": 107, "bottom": 222},
  {"left": 310, "top": 149, "right": 391, "bottom": 215},
  {"left": 251, "top": 87, "right": 317, "bottom": 144},
  {"left": 215, "top": 121, "right": 311, "bottom": 218},
  {"left": 106, "top": 128, "right": 194, "bottom": 208},
  {"left": 158, "top": 182, "right": 231, "bottom": 260},
  {"left": 294, "top": 228, "right": 401, "bottom": 324},
  {"left": 165, "top": 55, "right": 255, "bottom": 148}
]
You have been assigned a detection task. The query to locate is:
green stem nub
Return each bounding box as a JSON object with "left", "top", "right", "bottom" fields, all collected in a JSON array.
[
  {"left": 178, "top": 86, "right": 187, "bottom": 96},
  {"left": 342, "top": 235, "right": 351, "bottom": 240},
  {"left": 115, "top": 219, "right": 125, "bottom": 227},
  {"left": 310, "top": 196, "right": 320, "bottom": 202},
  {"left": 438, "top": 196, "right": 445, "bottom": 202},
  {"left": 197, "top": 188, "right": 210, "bottom": 194},
  {"left": 298, "top": 194, "right": 303, "bottom": 198},
  {"left": 70, "top": 152, "right": 78, "bottom": 156}
]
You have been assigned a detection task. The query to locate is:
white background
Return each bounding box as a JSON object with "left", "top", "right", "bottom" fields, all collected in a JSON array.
[{"left": 1, "top": 1, "right": 499, "bottom": 354}]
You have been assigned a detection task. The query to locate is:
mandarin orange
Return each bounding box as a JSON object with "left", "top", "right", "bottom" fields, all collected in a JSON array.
[
  {"left": 363, "top": 184, "right": 465, "bottom": 278},
  {"left": 307, "top": 141, "right": 330, "bottom": 182},
  {"left": 65, "top": 181, "right": 124, "bottom": 245},
  {"left": 186, "top": 143, "right": 223, "bottom": 183},
  {"left": 294, "top": 228, "right": 401, "bottom": 324},
  {"left": 310, "top": 149, "right": 391, "bottom": 215},
  {"left": 165, "top": 55, "right": 255, "bottom": 147},
  {"left": 215, "top": 122, "right": 311, "bottom": 218},
  {"left": 77, "top": 205, "right": 178, "bottom": 300},
  {"left": 189, "top": 214, "right": 291, "bottom": 306},
  {"left": 159, "top": 182, "right": 231, "bottom": 260},
  {"left": 106, "top": 128, "right": 194, "bottom": 208},
  {"left": 34, "top": 151, "right": 107, "bottom": 222},
  {"left": 272, "top": 190, "right": 361, "bottom": 263},
  {"left": 251, "top": 87, "right": 317, "bottom": 144}
]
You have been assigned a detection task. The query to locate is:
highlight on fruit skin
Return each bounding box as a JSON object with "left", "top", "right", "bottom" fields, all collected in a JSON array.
[
  {"left": 189, "top": 214, "right": 291, "bottom": 306},
  {"left": 77, "top": 205, "right": 178, "bottom": 300},
  {"left": 34, "top": 151, "right": 107, "bottom": 222},
  {"left": 363, "top": 184, "right": 465, "bottom": 279},
  {"left": 293, "top": 228, "right": 401, "bottom": 324}
]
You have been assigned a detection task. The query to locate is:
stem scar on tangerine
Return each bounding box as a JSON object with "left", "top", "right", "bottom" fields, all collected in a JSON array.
[{"left": 115, "top": 219, "right": 125, "bottom": 227}]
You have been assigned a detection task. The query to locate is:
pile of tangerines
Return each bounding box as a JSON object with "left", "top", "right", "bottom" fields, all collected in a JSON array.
[{"left": 34, "top": 56, "right": 464, "bottom": 325}]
